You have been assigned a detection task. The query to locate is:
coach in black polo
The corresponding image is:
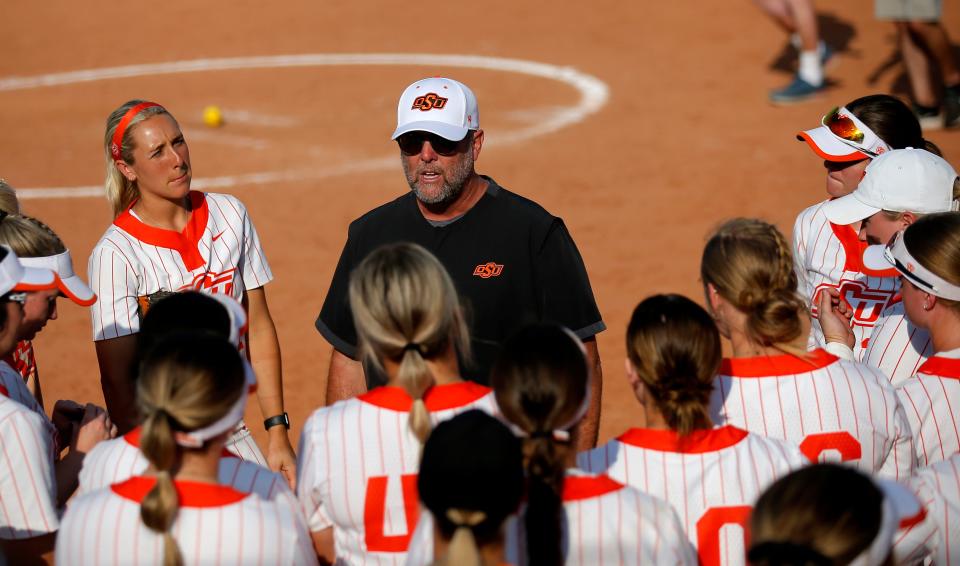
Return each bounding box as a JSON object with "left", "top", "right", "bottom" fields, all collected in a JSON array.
[{"left": 316, "top": 77, "right": 605, "bottom": 448}]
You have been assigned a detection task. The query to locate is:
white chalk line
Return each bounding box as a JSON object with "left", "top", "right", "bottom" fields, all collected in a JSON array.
[{"left": 1, "top": 53, "right": 609, "bottom": 199}]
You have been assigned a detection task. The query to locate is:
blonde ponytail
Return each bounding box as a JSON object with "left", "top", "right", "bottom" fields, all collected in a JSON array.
[
  {"left": 135, "top": 332, "right": 246, "bottom": 566},
  {"left": 349, "top": 243, "right": 470, "bottom": 444},
  {"left": 139, "top": 410, "right": 183, "bottom": 566}
]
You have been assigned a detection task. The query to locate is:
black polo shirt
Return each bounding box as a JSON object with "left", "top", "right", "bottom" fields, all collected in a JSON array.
[{"left": 315, "top": 176, "right": 605, "bottom": 385}]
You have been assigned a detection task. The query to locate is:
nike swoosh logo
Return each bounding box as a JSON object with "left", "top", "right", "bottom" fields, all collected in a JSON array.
[{"left": 211, "top": 231, "right": 226, "bottom": 242}]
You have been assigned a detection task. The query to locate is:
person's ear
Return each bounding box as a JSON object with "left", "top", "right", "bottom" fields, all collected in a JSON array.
[
  {"left": 470, "top": 129, "right": 484, "bottom": 161},
  {"left": 923, "top": 292, "right": 937, "bottom": 311},
  {"left": 115, "top": 160, "right": 137, "bottom": 183},
  {"left": 624, "top": 357, "right": 639, "bottom": 387},
  {"left": 706, "top": 283, "right": 724, "bottom": 314},
  {"left": 901, "top": 211, "right": 918, "bottom": 228}
]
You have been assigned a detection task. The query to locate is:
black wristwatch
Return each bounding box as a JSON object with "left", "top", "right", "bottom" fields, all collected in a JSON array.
[{"left": 264, "top": 413, "right": 290, "bottom": 431}]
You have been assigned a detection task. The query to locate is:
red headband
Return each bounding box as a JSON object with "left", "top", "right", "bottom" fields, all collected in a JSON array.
[{"left": 110, "top": 102, "right": 162, "bottom": 161}]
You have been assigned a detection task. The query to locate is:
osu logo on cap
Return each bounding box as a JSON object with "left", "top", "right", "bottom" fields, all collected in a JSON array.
[
  {"left": 412, "top": 93, "right": 448, "bottom": 111},
  {"left": 473, "top": 262, "right": 504, "bottom": 279}
]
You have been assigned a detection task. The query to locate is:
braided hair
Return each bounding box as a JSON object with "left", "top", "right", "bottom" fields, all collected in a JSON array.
[{"left": 701, "top": 218, "right": 807, "bottom": 356}]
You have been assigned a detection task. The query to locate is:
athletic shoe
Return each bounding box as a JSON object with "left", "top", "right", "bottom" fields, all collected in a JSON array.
[
  {"left": 913, "top": 103, "right": 944, "bottom": 131},
  {"left": 770, "top": 76, "right": 823, "bottom": 105},
  {"left": 944, "top": 85, "right": 960, "bottom": 128}
]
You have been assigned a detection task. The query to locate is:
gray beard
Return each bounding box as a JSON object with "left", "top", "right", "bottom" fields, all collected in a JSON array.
[{"left": 401, "top": 152, "right": 474, "bottom": 206}]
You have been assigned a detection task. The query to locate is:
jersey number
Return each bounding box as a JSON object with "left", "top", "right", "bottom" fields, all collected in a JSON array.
[
  {"left": 799, "top": 431, "right": 862, "bottom": 463},
  {"left": 364, "top": 474, "right": 419, "bottom": 552},
  {"left": 696, "top": 505, "right": 752, "bottom": 566}
]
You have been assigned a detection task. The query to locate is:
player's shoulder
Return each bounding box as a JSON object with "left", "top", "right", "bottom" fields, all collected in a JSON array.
[
  {"left": 830, "top": 356, "right": 897, "bottom": 389},
  {"left": 203, "top": 191, "right": 248, "bottom": 214},
  {"left": 797, "top": 199, "right": 830, "bottom": 220},
  {"left": 0, "top": 394, "right": 43, "bottom": 430},
  {"left": 740, "top": 430, "right": 809, "bottom": 466},
  {"left": 301, "top": 398, "right": 364, "bottom": 437},
  {"left": 91, "top": 223, "right": 138, "bottom": 257}
]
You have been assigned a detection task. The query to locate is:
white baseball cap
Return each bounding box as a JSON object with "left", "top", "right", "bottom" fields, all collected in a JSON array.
[
  {"left": 823, "top": 148, "right": 959, "bottom": 225},
  {"left": 0, "top": 246, "right": 56, "bottom": 297},
  {"left": 391, "top": 77, "right": 480, "bottom": 142},
  {"left": 20, "top": 250, "right": 96, "bottom": 306}
]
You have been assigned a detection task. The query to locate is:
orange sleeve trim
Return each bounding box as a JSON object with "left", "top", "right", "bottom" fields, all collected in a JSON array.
[
  {"left": 112, "top": 191, "right": 209, "bottom": 271},
  {"left": 899, "top": 507, "right": 928, "bottom": 529},
  {"left": 917, "top": 357, "right": 960, "bottom": 379},
  {"left": 561, "top": 474, "right": 624, "bottom": 502},
  {"left": 111, "top": 476, "right": 249, "bottom": 507},
  {"left": 719, "top": 349, "right": 838, "bottom": 377},
  {"left": 616, "top": 426, "right": 749, "bottom": 453},
  {"left": 0, "top": 384, "right": 8, "bottom": 398},
  {"left": 123, "top": 426, "right": 142, "bottom": 448}
]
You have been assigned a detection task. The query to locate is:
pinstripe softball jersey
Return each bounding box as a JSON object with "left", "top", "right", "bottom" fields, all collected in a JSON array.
[
  {"left": 297, "top": 381, "right": 498, "bottom": 564},
  {"left": 56, "top": 476, "right": 316, "bottom": 565},
  {"left": 578, "top": 426, "right": 806, "bottom": 566},
  {"left": 0, "top": 387, "right": 58, "bottom": 540},
  {"left": 792, "top": 201, "right": 901, "bottom": 358},
  {"left": 88, "top": 190, "right": 272, "bottom": 342},
  {"left": 896, "top": 350, "right": 960, "bottom": 467},
  {"left": 77, "top": 426, "right": 288, "bottom": 500},
  {"left": 711, "top": 349, "right": 915, "bottom": 479}
]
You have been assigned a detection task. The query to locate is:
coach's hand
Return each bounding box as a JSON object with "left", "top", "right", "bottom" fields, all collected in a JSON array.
[
  {"left": 267, "top": 430, "right": 297, "bottom": 490},
  {"left": 816, "top": 288, "right": 855, "bottom": 349}
]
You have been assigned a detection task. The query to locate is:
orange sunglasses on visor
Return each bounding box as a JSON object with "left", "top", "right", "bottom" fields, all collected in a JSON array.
[{"left": 820, "top": 106, "right": 890, "bottom": 157}]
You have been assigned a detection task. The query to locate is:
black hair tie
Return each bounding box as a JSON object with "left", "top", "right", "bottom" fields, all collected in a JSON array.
[{"left": 403, "top": 342, "right": 425, "bottom": 355}]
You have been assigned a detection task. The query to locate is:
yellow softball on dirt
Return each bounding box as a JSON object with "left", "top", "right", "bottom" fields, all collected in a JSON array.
[{"left": 202, "top": 105, "right": 224, "bottom": 128}]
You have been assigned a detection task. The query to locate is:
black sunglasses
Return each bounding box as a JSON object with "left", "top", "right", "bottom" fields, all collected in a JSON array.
[{"left": 396, "top": 132, "right": 468, "bottom": 157}]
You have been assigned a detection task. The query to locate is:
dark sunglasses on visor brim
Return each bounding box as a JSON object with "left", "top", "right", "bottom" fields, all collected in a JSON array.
[{"left": 397, "top": 132, "right": 468, "bottom": 157}]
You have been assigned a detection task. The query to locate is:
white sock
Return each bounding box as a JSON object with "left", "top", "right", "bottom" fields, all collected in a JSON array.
[{"left": 798, "top": 50, "right": 823, "bottom": 86}]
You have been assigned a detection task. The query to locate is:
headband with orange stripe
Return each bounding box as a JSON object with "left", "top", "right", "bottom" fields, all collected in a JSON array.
[{"left": 110, "top": 102, "right": 163, "bottom": 161}]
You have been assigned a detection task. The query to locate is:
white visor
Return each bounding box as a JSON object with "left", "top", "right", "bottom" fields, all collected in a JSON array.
[
  {"left": 864, "top": 231, "right": 960, "bottom": 301},
  {"left": 0, "top": 246, "right": 56, "bottom": 296},
  {"left": 19, "top": 250, "right": 96, "bottom": 306},
  {"left": 850, "top": 479, "right": 925, "bottom": 566},
  {"left": 797, "top": 106, "right": 892, "bottom": 162},
  {"left": 174, "top": 360, "right": 257, "bottom": 448},
  {"left": 207, "top": 293, "right": 248, "bottom": 348}
]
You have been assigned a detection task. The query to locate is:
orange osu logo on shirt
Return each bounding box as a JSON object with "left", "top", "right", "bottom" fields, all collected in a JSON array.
[
  {"left": 178, "top": 268, "right": 237, "bottom": 295},
  {"left": 411, "top": 93, "right": 448, "bottom": 111},
  {"left": 473, "top": 262, "right": 504, "bottom": 279}
]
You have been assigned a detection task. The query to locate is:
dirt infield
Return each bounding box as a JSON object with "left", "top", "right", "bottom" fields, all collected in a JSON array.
[{"left": 1, "top": 0, "right": 959, "bottom": 453}]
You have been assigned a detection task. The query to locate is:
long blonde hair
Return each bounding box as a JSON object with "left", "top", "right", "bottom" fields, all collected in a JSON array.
[
  {"left": 701, "top": 218, "right": 807, "bottom": 356},
  {"left": 348, "top": 242, "right": 470, "bottom": 443},
  {"left": 136, "top": 332, "right": 246, "bottom": 566},
  {"left": 103, "top": 100, "right": 173, "bottom": 216},
  {"left": 0, "top": 214, "right": 65, "bottom": 257}
]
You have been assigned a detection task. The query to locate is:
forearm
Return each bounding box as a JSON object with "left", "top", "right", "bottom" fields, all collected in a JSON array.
[
  {"left": 576, "top": 338, "right": 602, "bottom": 451},
  {"left": 94, "top": 337, "right": 139, "bottom": 433}
]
